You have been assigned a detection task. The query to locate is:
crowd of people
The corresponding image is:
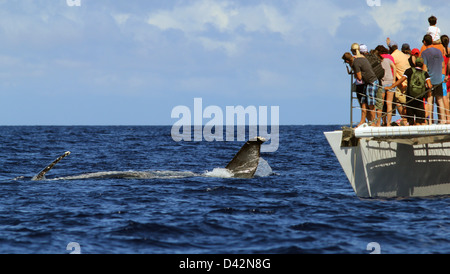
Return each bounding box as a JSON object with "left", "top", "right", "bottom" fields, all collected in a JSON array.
[{"left": 342, "top": 15, "right": 450, "bottom": 127}]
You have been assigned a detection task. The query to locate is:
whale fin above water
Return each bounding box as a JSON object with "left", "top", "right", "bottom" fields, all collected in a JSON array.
[
  {"left": 226, "top": 137, "right": 266, "bottom": 178},
  {"left": 32, "top": 151, "right": 71, "bottom": 181}
]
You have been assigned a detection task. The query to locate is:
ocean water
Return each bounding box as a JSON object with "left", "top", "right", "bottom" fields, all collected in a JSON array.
[{"left": 1, "top": 125, "right": 450, "bottom": 254}]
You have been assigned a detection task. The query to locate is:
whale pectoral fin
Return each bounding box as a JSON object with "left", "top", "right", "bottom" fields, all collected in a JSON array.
[
  {"left": 32, "top": 151, "right": 71, "bottom": 181},
  {"left": 225, "top": 137, "right": 266, "bottom": 178}
]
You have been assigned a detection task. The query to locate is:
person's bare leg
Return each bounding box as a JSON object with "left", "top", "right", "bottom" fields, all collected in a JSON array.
[
  {"left": 427, "top": 95, "right": 434, "bottom": 124},
  {"left": 386, "top": 91, "right": 394, "bottom": 126},
  {"left": 444, "top": 93, "right": 450, "bottom": 124},
  {"left": 357, "top": 103, "right": 368, "bottom": 127},
  {"left": 368, "top": 105, "right": 375, "bottom": 125},
  {"left": 436, "top": 96, "right": 446, "bottom": 124}
]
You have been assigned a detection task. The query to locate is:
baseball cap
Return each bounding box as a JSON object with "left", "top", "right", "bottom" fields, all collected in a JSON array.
[
  {"left": 401, "top": 43, "right": 411, "bottom": 51},
  {"left": 416, "top": 57, "right": 424, "bottom": 66},
  {"left": 411, "top": 48, "right": 420, "bottom": 56}
]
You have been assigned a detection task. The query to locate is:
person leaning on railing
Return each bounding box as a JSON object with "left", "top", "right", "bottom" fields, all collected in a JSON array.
[{"left": 342, "top": 52, "right": 379, "bottom": 127}]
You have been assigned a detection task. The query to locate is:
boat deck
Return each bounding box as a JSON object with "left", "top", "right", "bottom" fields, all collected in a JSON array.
[
  {"left": 355, "top": 123, "right": 450, "bottom": 138},
  {"left": 352, "top": 124, "right": 450, "bottom": 145}
]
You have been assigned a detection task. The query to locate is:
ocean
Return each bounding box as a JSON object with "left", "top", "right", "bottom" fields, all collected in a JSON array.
[{"left": 1, "top": 125, "right": 450, "bottom": 255}]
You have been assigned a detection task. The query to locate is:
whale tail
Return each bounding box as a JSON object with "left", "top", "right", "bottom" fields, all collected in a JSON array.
[
  {"left": 226, "top": 136, "right": 266, "bottom": 178},
  {"left": 32, "top": 151, "right": 71, "bottom": 181}
]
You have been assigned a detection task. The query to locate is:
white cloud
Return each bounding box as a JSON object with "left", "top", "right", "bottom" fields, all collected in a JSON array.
[
  {"left": 146, "top": 0, "right": 293, "bottom": 36},
  {"left": 147, "top": 0, "right": 235, "bottom": 33},
  {"left": 146, "top": 0, "right": 293, "bottom": 55},
  {"left": 112, "top": 13, "right": 130, "bottom": 26},
  {"left": 197, "top": 36, "right": 248, "bottom": 56},
  {"left": 144, "top": 0, "right": 365, "bottom": 56},
  {"left": 230, "top": 4, "right": 291, "bottom": 36},
  {"left": 369, "top": 0, "right": 430, "bottom": 37},
  {"left": 287, "top": 0, "right": 354, "bottom": 40}
]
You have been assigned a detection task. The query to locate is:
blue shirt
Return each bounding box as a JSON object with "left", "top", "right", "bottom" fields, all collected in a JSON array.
[{"left": 421, "top": 47, "right": 444, "bottom": 85}]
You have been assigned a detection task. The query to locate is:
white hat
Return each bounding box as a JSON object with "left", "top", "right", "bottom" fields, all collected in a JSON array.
[{"left": 359, "top": 44, "right": 368, "bottom": 53}]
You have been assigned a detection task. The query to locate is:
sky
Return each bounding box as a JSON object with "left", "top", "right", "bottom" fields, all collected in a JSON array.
[{"left": 0, "top": 0, "right": 449, "bottom": 125}]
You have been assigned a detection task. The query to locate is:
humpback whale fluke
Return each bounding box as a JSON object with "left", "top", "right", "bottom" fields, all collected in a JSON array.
[
  {"left": 32, "top": 151, "right": 71, "bottom": 181},
  {"left": 226, "top": 136, "right": 266, "bottom": 178}
]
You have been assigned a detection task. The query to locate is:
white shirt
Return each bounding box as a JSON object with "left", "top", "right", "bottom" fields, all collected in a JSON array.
[{"left": 427, "top": 26, "right": 441, "bottom": 42}]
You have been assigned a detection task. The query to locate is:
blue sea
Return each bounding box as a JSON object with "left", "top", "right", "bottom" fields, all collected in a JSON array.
[{"left": 1, "top": 125, "right": 450, "bottom": 255}]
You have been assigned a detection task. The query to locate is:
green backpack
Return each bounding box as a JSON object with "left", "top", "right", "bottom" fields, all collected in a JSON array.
[{"left": 409, "top": 68, "right": 426, "bottom": 98}]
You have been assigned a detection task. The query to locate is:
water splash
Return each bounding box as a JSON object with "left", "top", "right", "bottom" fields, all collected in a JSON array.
[
  {"left": 203, "top": 168, "right": 234, "bottom": 178},
  {"left": 254, "top": 158, "right": 273, "bottom": 177},
  {"left": 204, "top": 158, "right": 273, "bottom": 179}
]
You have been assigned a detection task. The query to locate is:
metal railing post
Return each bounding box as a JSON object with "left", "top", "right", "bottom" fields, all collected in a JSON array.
[{"left": 350, "top": 73, "right": 354, "bottom": 128}]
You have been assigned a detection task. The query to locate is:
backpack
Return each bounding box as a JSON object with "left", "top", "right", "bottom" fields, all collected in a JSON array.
[
  {"left": 408, "top": 68, "right": 426, "bottom": 98},
  {"left": 366, "top": 50, "right": 385, "bottom": 81}
]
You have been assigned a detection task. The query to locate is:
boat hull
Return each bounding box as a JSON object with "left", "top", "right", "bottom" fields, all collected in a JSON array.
[{"left": 324, "top": 130, "right": 450, "bottom": 198}]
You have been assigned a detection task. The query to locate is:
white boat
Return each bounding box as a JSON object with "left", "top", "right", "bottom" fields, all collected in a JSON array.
[{"left": 325, "top": 124, "right": 450, "bottom": 198}]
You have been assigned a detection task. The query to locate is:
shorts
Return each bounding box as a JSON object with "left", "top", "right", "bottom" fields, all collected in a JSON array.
[
  {"left": 442, "top": 75, "right": 448, "bottom": 96},
  {"left": 365, "top": 80, "right": 378, "bottom": 106},
  {"left": 375, "top": 87, "right": 384, "bottom": 110},
  {"left": 375, "top": 84, "right": 393, "bottom": 110},
  {"left": 355, "top": 84, "right": 366, "bottom": 105},
  {"left": 394, "top": 87, "right": 406, "bottom": 104},
  {"left": 432, "top": 83, "right": 443, "bottom": 97},
  {"left": 407, "top": 97, "right": 426, "bottom": 125}
]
